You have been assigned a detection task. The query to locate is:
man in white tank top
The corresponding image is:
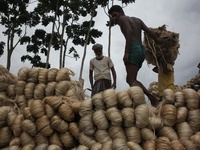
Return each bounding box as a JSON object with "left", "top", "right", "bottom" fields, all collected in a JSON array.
[{"left": 89, "top": 43, "right": 117, "bottom": 96}]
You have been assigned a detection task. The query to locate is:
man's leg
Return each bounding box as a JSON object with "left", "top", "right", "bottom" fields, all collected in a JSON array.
[{"left": 125, "top": 64, "right": 158, "bottom": 106}]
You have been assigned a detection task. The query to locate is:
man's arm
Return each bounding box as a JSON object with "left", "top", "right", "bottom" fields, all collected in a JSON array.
[
  {"left": 110, "top": 66, "right": 117, "bottom": 89},
  {"left": 141, "top": 20, "right": 163, "bottom": 44},
  {"left": 89, "top": 69, "right": 93, "bottom": 89}
]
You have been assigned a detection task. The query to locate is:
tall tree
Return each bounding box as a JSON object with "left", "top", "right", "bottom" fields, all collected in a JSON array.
[{"left": 0, "top": 0, "right": 32, "bottom": 70}]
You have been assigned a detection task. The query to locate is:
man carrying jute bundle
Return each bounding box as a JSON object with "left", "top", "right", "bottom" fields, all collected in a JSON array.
[{"left": 89, "top": 43, "right": 117, "bottom": 96}]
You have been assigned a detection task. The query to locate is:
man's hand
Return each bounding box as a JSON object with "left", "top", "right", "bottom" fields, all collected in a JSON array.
[
  {"left": 111, "top": 83, "right": 116, "bottom": 89},
  {"left": 123, "top": 53, "right": 129, "bottom": 64}
]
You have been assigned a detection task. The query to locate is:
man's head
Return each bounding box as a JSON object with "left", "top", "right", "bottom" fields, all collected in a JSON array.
[
  {"left": 92, "top": 43, "right": 103, "bottom": 59},
  {"left": 108, "top": 5, "right": 124, "bottom": 23}
]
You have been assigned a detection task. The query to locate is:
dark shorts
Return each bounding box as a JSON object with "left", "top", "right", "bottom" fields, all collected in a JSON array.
[
  {"left": 128, "top": 43, "right": 145, "bottom": 68},
  {"left": 92, "top": 79, "right": 111, "bottom": 96}
]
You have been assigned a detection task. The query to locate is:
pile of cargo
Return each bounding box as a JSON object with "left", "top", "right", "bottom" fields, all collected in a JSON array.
[{"left": 0, "top": 65, "right": 200, "bottom": 150}]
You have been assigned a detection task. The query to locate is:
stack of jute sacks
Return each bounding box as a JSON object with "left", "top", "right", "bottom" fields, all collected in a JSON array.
[
  {"left": 143, "top": 24, "right": 179, "bottom": 70},
  {"left": 0, "top": 65, "right": 84, "bottom": 149},
  {"left": 0, "top": 65, "right": 200, "bottom": 149}
]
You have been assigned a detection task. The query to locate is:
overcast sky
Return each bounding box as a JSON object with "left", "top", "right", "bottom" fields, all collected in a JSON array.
[{"left": 0, "top": 0, "right": 200, "bottom": 96}]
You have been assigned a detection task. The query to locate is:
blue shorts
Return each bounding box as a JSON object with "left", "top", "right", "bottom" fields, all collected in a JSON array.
[{"left": 128, "top": 43, "right": 145, "bottom": 68}]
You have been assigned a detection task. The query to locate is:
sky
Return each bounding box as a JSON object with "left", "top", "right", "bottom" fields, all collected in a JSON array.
[{"left": 0, "top": 0, "right": 200, "bottom": 96}]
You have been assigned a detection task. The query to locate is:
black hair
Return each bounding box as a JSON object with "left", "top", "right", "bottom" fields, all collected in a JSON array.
[{"left": 108, "top": 5, "right": 125, "bottom": 15}]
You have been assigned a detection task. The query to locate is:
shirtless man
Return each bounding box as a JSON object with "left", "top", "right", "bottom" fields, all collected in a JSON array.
[{"left": 108, "top": 5, "right": 162, "bottom": 106}]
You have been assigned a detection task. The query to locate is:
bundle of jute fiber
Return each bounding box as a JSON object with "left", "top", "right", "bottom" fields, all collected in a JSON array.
[
  {"left": 143, "top": 24, "right": 179, "bottom": 67},
  {"left": 0, "top": 65, "right": 17, "bottom": 93}
]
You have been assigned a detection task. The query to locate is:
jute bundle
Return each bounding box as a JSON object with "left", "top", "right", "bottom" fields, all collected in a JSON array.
[
  {"left": 0, "top": 106, "right": 12, "bottom": 127},
  {"left": 45, "top": 82, "right": 57, "bottom": 96},
  {"left": 92, "top": 110, "right": 109, "bottom": 130},
  {"left": 56, "top": 68, "right": 75, "bottom": 82},
  {"left": 102, "top": 89, "right": 118, "bottom": 108},
  {"left": 74, "top": 145, "right": 89, "bottom": 150},
  {"left": 58, "top": 102, "right": 74, "bottom": 122},
  {"left": 125, "top": 126, "right": 141, "bottom": 143},
  {"left": 21, "top": 119, "right": 37, "bottom": 136},
  {"left": 45, "top": 104, "right": 55, "bottom": 119},
  {"left": 90, "top": 142, "right": 102, "bottom": 150},
  {"left": 79, "top": 98, "right": 94, "bottom": 116},
  {"left": 143, "top": 140, "right": 156, "bottom": 150},
  {"left": 140, "top": 128, "right": 157, "bottom": 141},
  {"left": 100, "top": 140, "right": 112, "bottom": 150},
  {"left": 106, "top": 107, "right": 122, "bottom": 126},
  {"left": 50, "top": 115, "right": 68, "bottom": 133},
  {"left": 15, "top": 95, "right": 27, "bottom": 109},
  {"left": 8, "top": 146, "right": 21, "bottom": 150},
  {"left": 67, "top": 80, "right": 84, "bottom": 100},
  {"left": 43, "top": 96, "right": 62, "bottom": 110},
  {"left": 128, "top": 86, "right": 146, "bottom": 107},
  {"left": 79, "top": 114, "right": 95, "bottom": 136},
  {"left": 174, "top": 91, "right": 185, "bottom": 107},
  {"left": 68, "top": 122, "right": 81, "bottom": 140},
  {"left": 176, "top": 122, "right": 193, "bottom": 140},
  {"left": 79, "top": 132, "right": 96, "bottom": 149},
  {"left": 20, "top": 132, "right": 35, "bottom": 146},
  {"left": 156, "top": 136, "right": 172, "bottom": 150},
  {"left": 22, "top": 107, "right": 33, "bottom": 120},
  {"left": 176, "top": 106, "right": 188, "bottom": 123},
  {"left": 180, "top": 139, "right": 198, "bottom": 150},
  {"left": 34, "top": 144, "right": 48, "bottom": 150},
  {"left": 14, "top": 80, "right": 26, "bottom": 95},
  {"left": 159, "top": 126, "right": 179, "bottom": 141},
  {"left": 7, "top": 110, "right": 17, "bottom": 126},
  {"left": 171, "top": 140, "right": 185, "bottom": 150},
  {"left": 27, "top": 67, "right": 40, "bottom": 83},
  {"left": 117, "top": 90, "right": 133, "bottom": 108},
  {"left": 187, "top": 109, "right": 200, "bottom": 132},
  {"left": 47, "top": 68, "right": 59, "bottom": 82},
  {"left": 121, "top": 107, "right": 134, "bottom": 127},
  {"left": 22, "top": 144, "right": 35, "bottom": 149},
  {"left": 59, "top": 132, "right": 74, "bottom": 149},
  {"left": 162, "top": 89, "right": 175, "bottom": 104},
  {"left": 143, "top": 24, "right": 179, "bottom": 66},
  {"left": 24, "top": 82, "right": 35, "bottom": 99},
  {"left": 69, "top": 100, "right": 82, "bottom": 114},
  {"left": 34, "top": 83, "right": 46, "bottom": 100},
  {"left": 147, "top": 116, "right": 163, "bottom": 130},
  {"left": 36, "top": 115, "right": 53, "bottom": 136},
  {"left": 190, "top": 132, "right": 200, "bottom": 147},
  {"left": 55, "top": 81, "right": 71, "bottom": 96},
  {"left": 160, "top": 104, "right": 177, "bottom": 126},
  {"left": 0, "top": 127, "right": 12, "bottom": 147},
  {"left": 30, "top": 100, "right": 45, "bottom": 118},
  {"left": 12, "top": 114, "right": 24, "bottom": 137},
  {"left": 17, "top": 67, "right": 30, "bottom": 81},
  {"left": 182, "top": 88, "right": 199, "bottom": 110},
  {"left": 148, "top": 82, "right": 159, "bottom": 100},
  {"left": 38, "top": 68, "right": 48, "bottom": 84},
  {"left": 48, "top": 144, "right": 62, "bottom": 150},
  {"left": 134, "top": 104, "right": 150, "bottom": 128},
  {"left": 7, "top": 84, "right": 16, "bottom": 99},
  {"left": 127, "top": 141, "right": 143, "bottom": 150},
  {"left": 112, "top": 138, "right": 129, "bottom": 150},
  {"left": 92, "top": 93, "right": 105, "bottom": 110},
  {"left": 95, "top": 130, "right": 111, "bottom": 143},
  {"left": 9, "top": 137, "right": 20, "bottom": 146},
  {"left": 108, "top": 126, "right": 126, "bottom": 140},
  {"left": 34, "top": 133, "right": 48, "bottom": 145}
]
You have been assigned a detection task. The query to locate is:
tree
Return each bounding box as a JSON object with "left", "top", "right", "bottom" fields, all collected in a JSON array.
[{"left": 0, "top": 0, "right": 33, "bottom": 70}]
